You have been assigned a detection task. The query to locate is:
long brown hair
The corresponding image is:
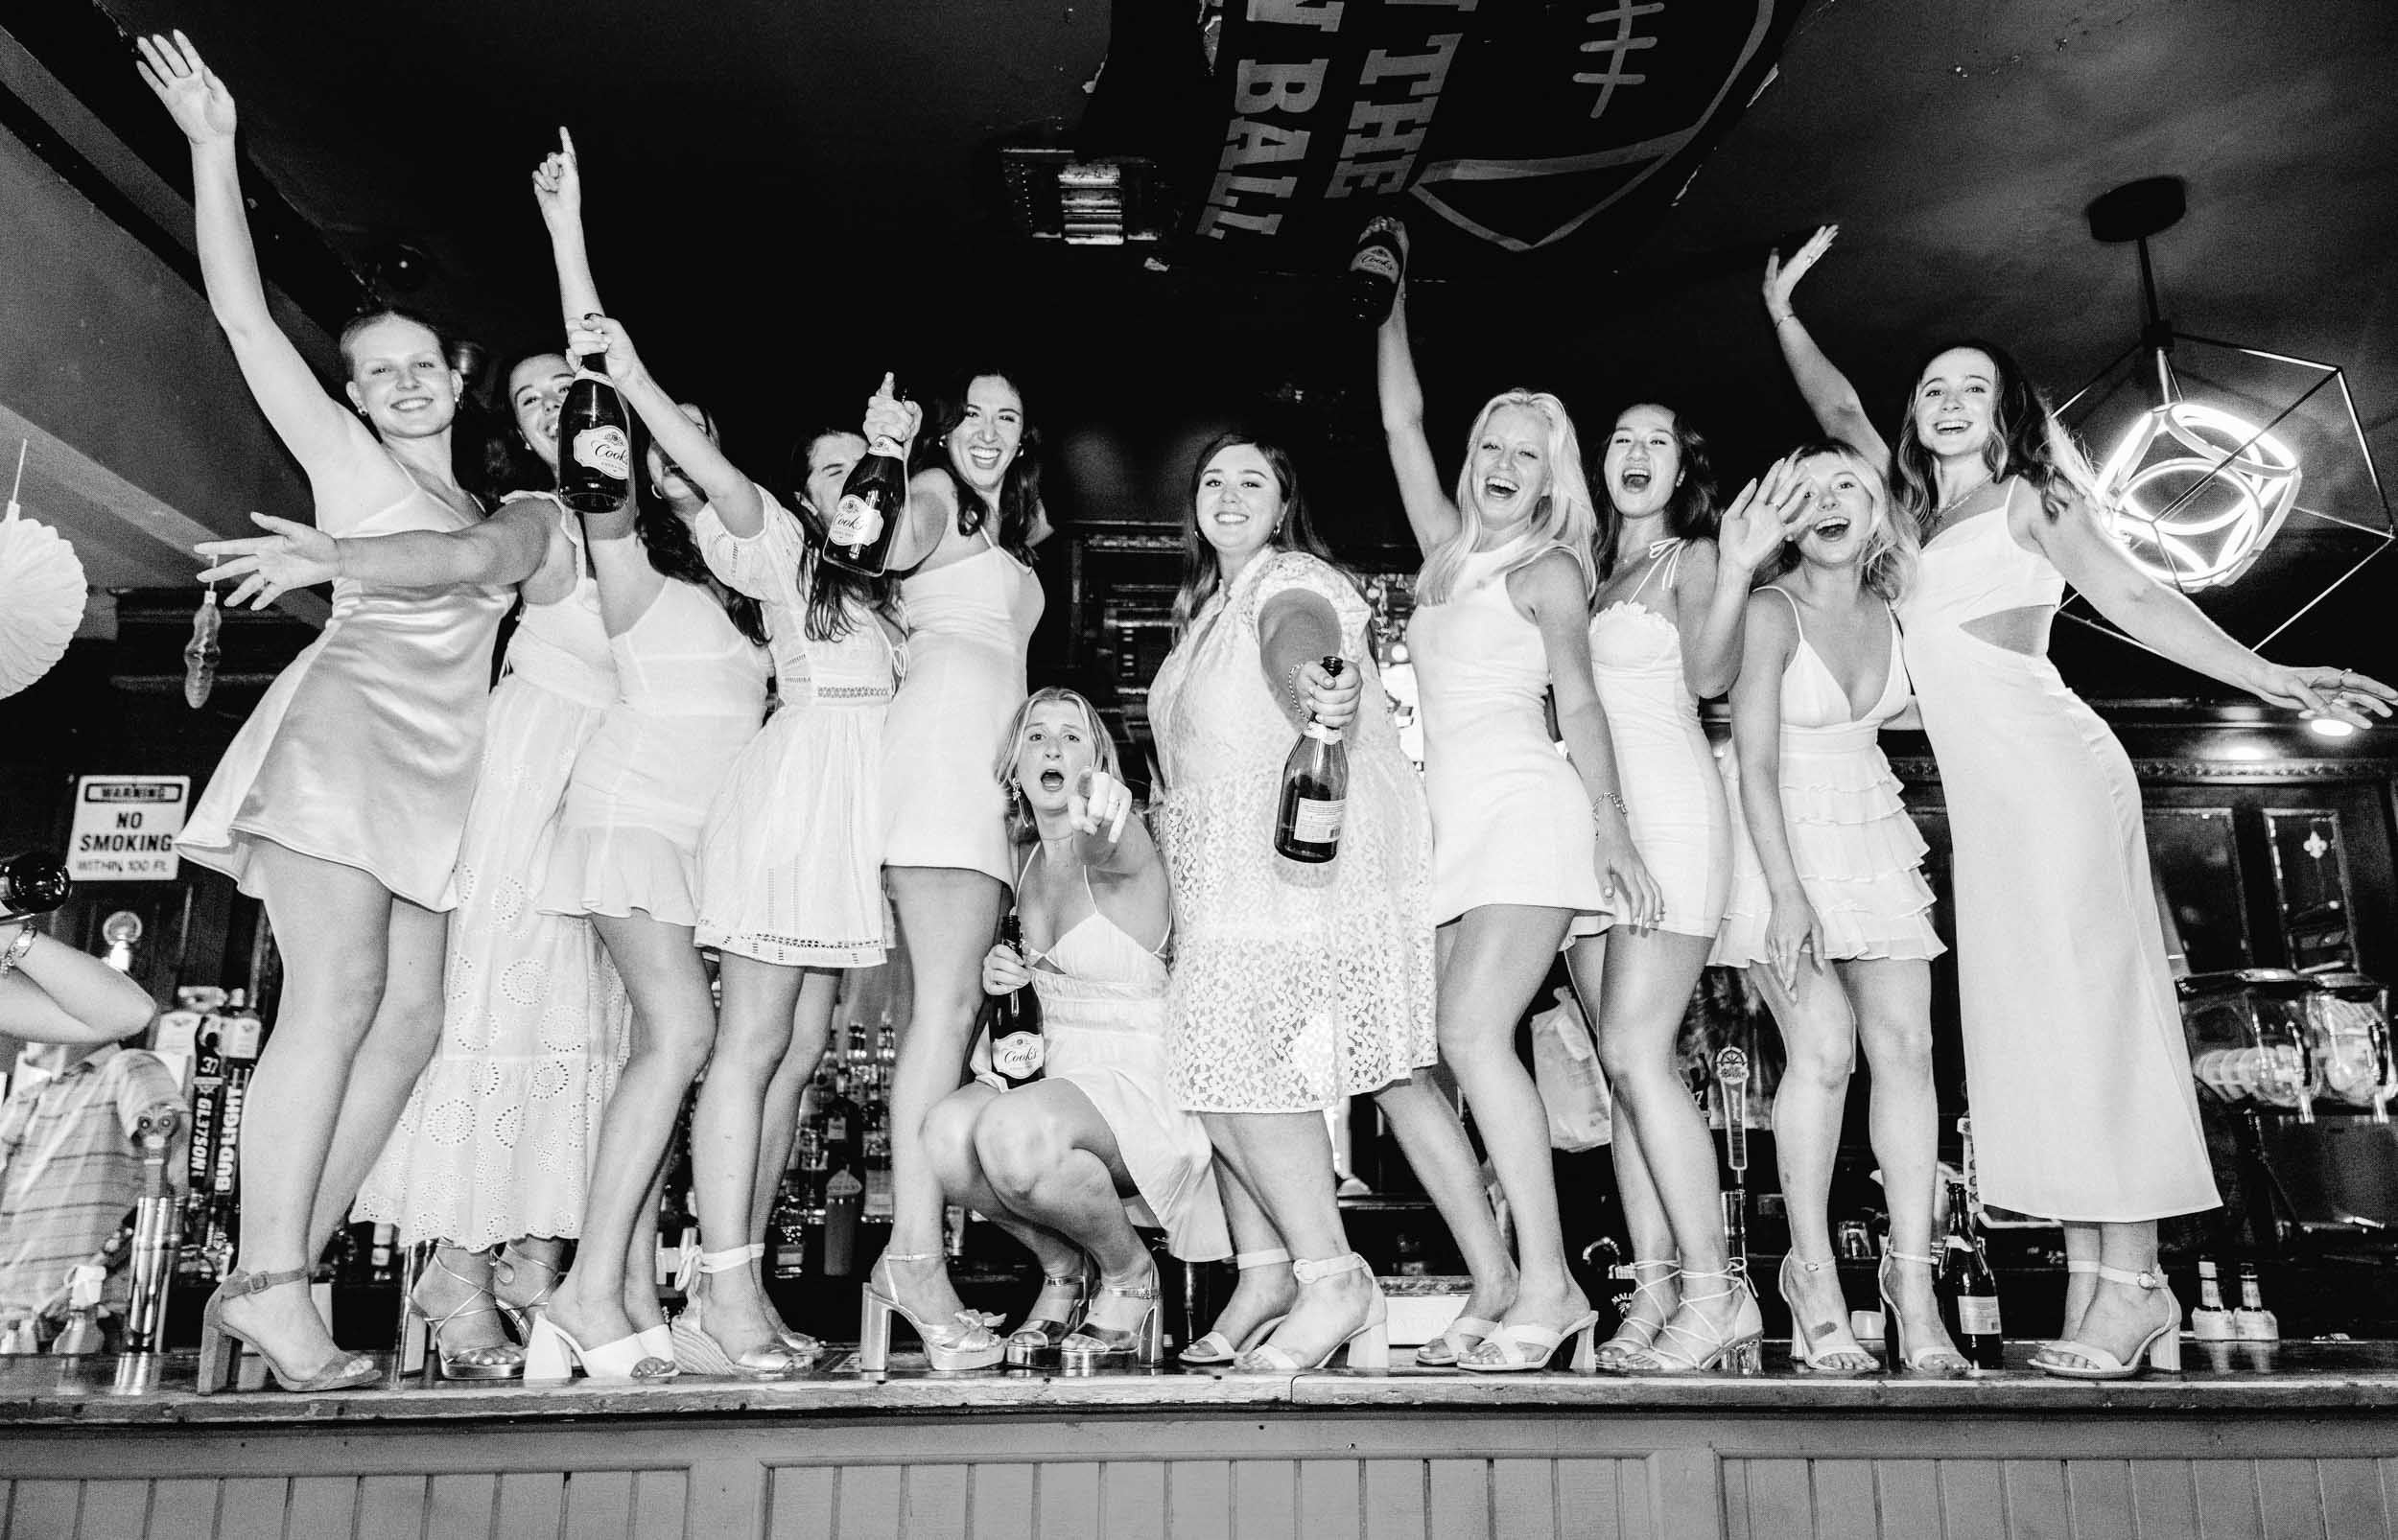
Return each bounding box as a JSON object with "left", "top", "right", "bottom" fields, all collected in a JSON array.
[
  {"left": 1167, "top": 432, "right": 1343, "bottom": 639},
  {"left": 1889, "top": 338, "right": 2104, "bottom": 539}
]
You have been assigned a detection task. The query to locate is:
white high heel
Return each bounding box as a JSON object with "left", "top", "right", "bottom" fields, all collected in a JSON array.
[
  {"left": 1611, "top": 1264, "right": 1764, "bottom": 1376},
  {"left": 1234, "top": 1253, "right": 1389, "bottom": 1373},
  {"left": 2032, "top": 1264, "right": 2181, "bottom": 1380},
  {"left": 1179, "top": 1248, "right": 1292, "bottom": 1366},
  {"left": 522, "top": 1312, "right": 675, "bottom": 1385},
  {"left": 1591, "top": 1259, "right": 1680, "bottom": 1371}
]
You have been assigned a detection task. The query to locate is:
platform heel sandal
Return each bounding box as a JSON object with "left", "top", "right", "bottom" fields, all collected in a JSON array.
[
  {"left": 1616, "top": 1264, "right": 1764, "bottom": 1376},
  {"left": 1058, "top": 1264, "right": 1163, "bottom": 1372},
  {"left": 522, "top": 1311, "right": 677, "bottom": 1385},
  {"left": 1591, "top": 1259, "right": 1680, "bottom": 1372},
  {"left": 1456, "top": 1308, "right": 1600, "bottom": 1374},
  {"left": 857, "top": 1251, "right": 1007, "bottom": 1372},
  {"left": 1233, "top": 1253, "right": 1389, "bottom": 1373},
  {"left": 670, "top": 1245, "right": 807, "bottom": 1378},
  {"left": 2031, "top": 1265, "right": 2181, "bottom": 1381},
  {"left": 409, "top": 1247, "right": 524, "bottom": 1382},
  {"left": 1005, "top": 1257, "right": 1093, "bottom": 1368},
  {"left": 196, "top": 1269, "right": 378, "bottom": 1394},
  {"left": 1179, "top": 1248, "right": 1292, "bottom": 1367},
  {"left": 1877, "top": 1251, "right": 1969, "bottom": 1376},
  {"left": 1780, "top": 1255, "right": 1877, "bottom": 1376}
]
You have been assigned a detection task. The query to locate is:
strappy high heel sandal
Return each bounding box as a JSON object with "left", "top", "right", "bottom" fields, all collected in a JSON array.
[
  {"left": 1591, "top": 1259, "right": 1679, "bottom": 1371},
  {"left": 493, "top": 1244, "right": 560, "bottom": 1337},
  {"left": 1780, "top": 1254, "right": 1876, "bottom": 1376},
  {"left": 1877, "top": 1251, "right": 1970, "bottom": 1375},
  {"left": 858, "top": 1251, "right": 1007, "bottom": 1372},
  {"left": 2031, "top": 1264, "right": 2181, "bottom": 1381},
  {"left": 409, "top": 1247, "right": 524, "bottom": 1382},
  {"left": 1004, "top": 1257, "right": 1092, "bottom": 1368},
  {"left": 1233, "top": 1253, "right": 1389, "bottom": 1373},
  {"left": 196, "top": 1269, "right": 379, "bottom": 1394},
  {"left": 1059, "top": 1263, "right": 1163, "bottom": 1372},
  {"left": 1614, "top": 1263, "right": 1764, "bottom": 1376},
  {"left": 1179, "top": 1248, "right": 1292, "bottom": 1366},
  {"left": 670, "top": 1245, "right": 808, "bottom": 1378}
]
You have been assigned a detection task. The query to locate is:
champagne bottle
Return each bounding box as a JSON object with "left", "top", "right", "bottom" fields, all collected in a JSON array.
[
  {"left": 982, "top": 914, "right": 1046, "bottom": 1090},
  {"left": 1348, "top": 216, "right": 1405, "bottom": 326},
  {"left": 821, "top": 1064, "right": 862, "bottom": 1178},
  {"left": 0, "top": 852, "right": 70, "bottom": 923},
  {"left": 1275, "top": 656, "right": 1350, "bottom": 864},
  {"left": 1936, "top": 1178, "right": 2004, "bottom": 1369},
  {"left": 556, "top": 338, "right": 632, "bottom": 514},
  {"left": 2190, "top": 1258, "right": 2234, "bottom": 1340},
  {"left": 2232, "top": 1263, "right": 2279, "bottom": 1342},
  {"left": 827, "top": 388, "right": 908, "bottom": 576}
]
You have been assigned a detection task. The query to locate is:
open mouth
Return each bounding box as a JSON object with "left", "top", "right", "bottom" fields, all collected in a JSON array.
[
  {"left": 967, "top": 446, "right": 1005, "bottom": 473},
  {"left": 1932, "top": 420, "right": 1970, "bottom": 439},
  {"left": 1619, "top": 468, "right": 1652, "bottom": 492},
  {"left": 1483, "top": 476, "right": 1520, "bottom": 502},
  {"left": 1811, "top": 516, "right": 1853, "bottom": 541},
  {"left": 1038, "top": 769, "right": 1066, "bottom": 793}
]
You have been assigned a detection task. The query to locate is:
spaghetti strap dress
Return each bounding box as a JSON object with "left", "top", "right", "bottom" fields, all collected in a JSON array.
[
  {"left": 1148, "top": 550, "right": 1436, "bottom": 1111},
  {"left": 1712, "top": 589, "right": 1943, "bottom": 967},
  {"left": 357, "top": 496, "right": 633, "bottom": 1248},
  {"left": 1585, "top": 539, "right": 1732, "bottom": 939},
  {"left": 694, "top": 487, "right": 905, "bottom": 967},
  {"left": 541, "top": 578, "right": 768, "bottom": 927},
  {"left": 1895, "top": 479, "right": 2216, "bottom": 1222},
  {"left": 1003, "top": 856, "right": 1230, "bottom": 1262},
  {"left": 882, "top": 531, "right": 1045, "bottom": 885},
  {"left": 1406, "top": 543, "right": 1610, "bottom": 924},
  {"left": 178, "top": 455, "right": 512, "bottom": 910}
]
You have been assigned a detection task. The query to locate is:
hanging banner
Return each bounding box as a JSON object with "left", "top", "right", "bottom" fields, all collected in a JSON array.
[
  {"left": 68, "top": 775, "right": 190, "bottom": 881},
  {"left": 1198, "top": 1, "right": 1789, "bottom": 260}
]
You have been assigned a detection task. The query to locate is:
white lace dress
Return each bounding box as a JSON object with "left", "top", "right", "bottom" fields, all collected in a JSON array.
[{"left": 1146, "top": 551, "right": 1437, "bottom": 1112}]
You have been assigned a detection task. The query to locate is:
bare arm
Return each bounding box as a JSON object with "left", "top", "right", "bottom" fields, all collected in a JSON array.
[
  {"left": 137, "top": 33, "right": 362, "bottom": 476},
  {"left": 531, "top": 128, "right": 606, "bottom": 331},
  {"left": 2027, "top": 485, "right": 2394, "bottom": 724},
  {"left": 575, "top": 315, "right": 763, "bottom": 532},
  {"left": 1376, "top": 275, "right": 1465, "bottom": 558},
  {"left": 0, "top": 931, "right": 156, "bottom": 1045},
  {"left": 1765, "top": 226, "right": 1889, "bottom": 474},
  {"left": 1516, "top": 551, "right": 1664, "bottom": 930},
  {"left": 886, "top": 465, "right": 960, "bottom": 572},
  {"left": 196, "top": 498, "right": 555, "bottom": 608},
  {"left": 1728, "top": 595, "right": 1823, "bottom": 989},
  {"left": 1675, "top": 462, "right": 1810, "bottom": 697}
]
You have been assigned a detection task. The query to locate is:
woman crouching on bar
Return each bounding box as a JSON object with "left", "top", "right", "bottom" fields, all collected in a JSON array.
[{"left": 914, "top": 689, "right": 1229, "bottom": 1370}]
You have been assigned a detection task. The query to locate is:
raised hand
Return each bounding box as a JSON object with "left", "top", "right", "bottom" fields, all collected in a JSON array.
[
  {"left": 195, "top": 513, "right": 338, "bottom": 609},
  {"left": 1299, "top": 657, "right": 1363, "bottom": 731},
  {"left": 860, "top": 373, "right": 921, "bottom": 447},
  {"left": 531, "top": 127, "right": 582, "bottom": 227},
  {"left": 1764, "top": 224, "right": 1839, "bottom": 320},
  {"left": 980, "top": 941, "right": 1032, "bottom": 996},
  {"left": 1070, "top": 767, "right": 1134, "bottom": 842},
  {"left": 1717, "top": 455, "right": 1811, "bottom": 574},
  {"left": 135, "top": 31, "right": 236, "bottom": 147}
]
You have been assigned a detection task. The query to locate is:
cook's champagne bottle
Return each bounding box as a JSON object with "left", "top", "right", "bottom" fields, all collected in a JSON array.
[
  {"left": 1348, "top": 217, "right": 1405, "bottom": 326},
  {"left": 827, "top": 379, "right": 907, "bottom": 575},
  {"left": 1936, "top": 1178, "right": 2004, "bottom": 1369},
  {"left": 556, "top": 338, "right": 632, "bottom": 513},
  {"left": 1275, "top": 656, "right": 1349, "bottom": 863},
  {"left": 982, "top": 913, "right": 1046, "bottom": 1089},
  {"left": 0, "top": 851, "right": 70, "bottom": 923}
]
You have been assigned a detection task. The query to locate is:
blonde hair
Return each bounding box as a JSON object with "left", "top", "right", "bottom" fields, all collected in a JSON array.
[
  {"left": 991, "top": 687, "right": 1124, "bottom": 845},
  {"left": 1416, "top": 389, "right": 1599, "bottom": 606},
  {"left": 1787, "top": 440, "right": 1920, "bottom": 603}
]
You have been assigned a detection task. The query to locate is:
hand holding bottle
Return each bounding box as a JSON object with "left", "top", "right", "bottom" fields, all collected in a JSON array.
[
  {"left": 859, "top": 373, "right": 922, "bottom": 450},
  {"left": 135, "top": 32, "right": 237, "bottom": 149},
  {"left": 566, "top": 313, "right": 647, "bottom": 390},
  {"left": 980, "top": 940, "right": 1032, "bottom": 996},
  {"left": 530, "top": 127, "right": 583, "bottom": 230},
  {"left": 196, "top": 513, "right": 341, "bottom": 608},
  {"left": 1069, "top": 767, "right": 1133, "bottom": 842},
  {"left": 1297, "top": 656, "right": 1362, "bottom": 731}
]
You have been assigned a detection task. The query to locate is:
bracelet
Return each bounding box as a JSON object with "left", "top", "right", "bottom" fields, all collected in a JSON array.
[
  {"left": 1771, "top": 311, "right": 1800, "bottom": 327},
  {"left": 1285, "top": 663, "right": 1307, "bottom": 717},
  {"left": 0, "top": 922, "right": 35, "bottom": 982},
  {"left": 1591, "top": 791, "right": 1629, "bottom": 820}
]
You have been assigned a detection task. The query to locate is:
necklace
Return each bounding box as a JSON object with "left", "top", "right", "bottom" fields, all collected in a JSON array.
[{"left": 1935, "top": 474, "right": 1995, "bottom": 524}]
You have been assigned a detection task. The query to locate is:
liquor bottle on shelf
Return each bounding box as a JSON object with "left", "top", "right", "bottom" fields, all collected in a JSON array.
[
  {"left": 1935, "top": 1178, "right": 2004, "bottom": 1370},
  {"left": 2231, "top": 1263, "right": 2279, "bottom": 1342},
  {"left": 821, "top": 1166, "right": 864, "bottom": 1278},
  {"left": 825, "top": 375, "right": 908, "bottom": 576},
  {"left": 770, "top": 1174, "right": 811, "bottom": 1278},
  {"left": 1347, "top": 216, "right": 1405, "bottom": 326},
  {"left": 2189, "top": 1259, "right": 2235, "bottom": 1340},
  {"left": 982, "top": 914, "right": 1046, "bottom": 1090},
  {"left": 821, "top": 1062, "right": 862, "bottom": 1177},
  {"left": 1274, "top": 656, "right": 1348, "bottom": 864},
  {"left": 861, "top": 1102, "right": 893, "bottom": 1222},
  {"left": 557, "top": 337, "right": 632, "bottom": 513},
  {"left": 368, "top": 1223, "right": 398, "bottom": 1286}
]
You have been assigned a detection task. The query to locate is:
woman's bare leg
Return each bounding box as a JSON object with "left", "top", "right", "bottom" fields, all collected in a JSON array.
[
  {"left": 1842, "top": 957, "right": 1952, "bottom": 1351},
  {"left": 745, "top": 968, "right": 837, "bottom": 1337},
  {"left": 1199, "top": 1111, "right": 1373, "bottom": 1365},
  {"left": 305, "top": 898, "right": 451, "bottom": 1257},
  {"left": 684, "top": 954, "right": 813, "bottom": 1361},
  {"left": 1751, "top": 958, "right": 1859, "bottom": 1349},
  {"left": 1371, "top": 1072, "right": 1516, "bottom": 1323}
]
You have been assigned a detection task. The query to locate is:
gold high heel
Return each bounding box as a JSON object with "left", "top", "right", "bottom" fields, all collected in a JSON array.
[
  {"left": 670, "top": 1245, "right": 807, "bottom": 1378},
  {"left": 858, "top": 1251, "right": 1006, "bottom": 1372},
  {"left": 1781, "top": 1254, "right": 1877, "bottom": 1376},
  {"left": 196, "top": 1269, "right": 377, "bottom": 1394},
  {"left": 2032, "top": 1264, "right": 2181, "bottom": 1380},
  {"left": 1005, "top": 1258, "right": 1092, "bottom": 1368},
  {"left": 1058, "top": 1264, "right": 1162, "bottom": 1372},
  {"left": 1613, "top": 1264, "right": 1764, "bottom": 1376},
  {"left": 410, "top": 1247, "right": 524, "bottom": 1382},
  {"left": 1877, "top": 1251, "right": 1969, "bottom": 1375},
  {"left": 1591, "top": 1259, "right": 1679, "bottom": 1371},
  {"left": 1179, "top": 1248, "right": 1291, "bottom": 1366}
]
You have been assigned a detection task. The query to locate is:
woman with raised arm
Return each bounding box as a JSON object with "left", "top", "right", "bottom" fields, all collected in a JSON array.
[
  {"left": 1145, "top": 433, "right": 1514, "bottom": 1373},
  {"left": 1375, "top": 251, "right": 1664, "bottom": 1375},
  {"left": 913, "top": 689, "right": 1227, "bottom": 1371},
  {"left": 1766, "top": 226, "right": 2393, "bottom": 1380},
  {"left": 860, "top": 368, "right": 1046, "bottom": 1368},
  {"left": 142, "top": 31, "right": 544, "bottom": 1393},
  {"left": 1564, "top": 416, "right": 1797, "bottom": 1377},
  {"left": 1709, "top": 441, "right": 1963, "bottom": 1376}
]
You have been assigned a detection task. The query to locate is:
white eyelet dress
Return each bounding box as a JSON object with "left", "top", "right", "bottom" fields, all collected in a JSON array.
[{"left": 694, "top": 488, "right": 905, "bottom": 966}]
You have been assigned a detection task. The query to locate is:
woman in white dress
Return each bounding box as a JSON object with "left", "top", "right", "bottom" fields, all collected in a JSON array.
[
  {"left": 913, "top": 689, "right": 1227, "bottom": 1371},
  {"left": 1767, "top": 225, "right": 2391, "bottom": 1379},
  {"left": 1376, "top": 252, "right": 1662, "bottom": 1374}
]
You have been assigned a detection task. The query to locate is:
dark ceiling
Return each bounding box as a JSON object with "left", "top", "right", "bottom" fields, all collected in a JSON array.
[{"left": 17, "top": 0, "right": 2398, "bottom": 701}]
